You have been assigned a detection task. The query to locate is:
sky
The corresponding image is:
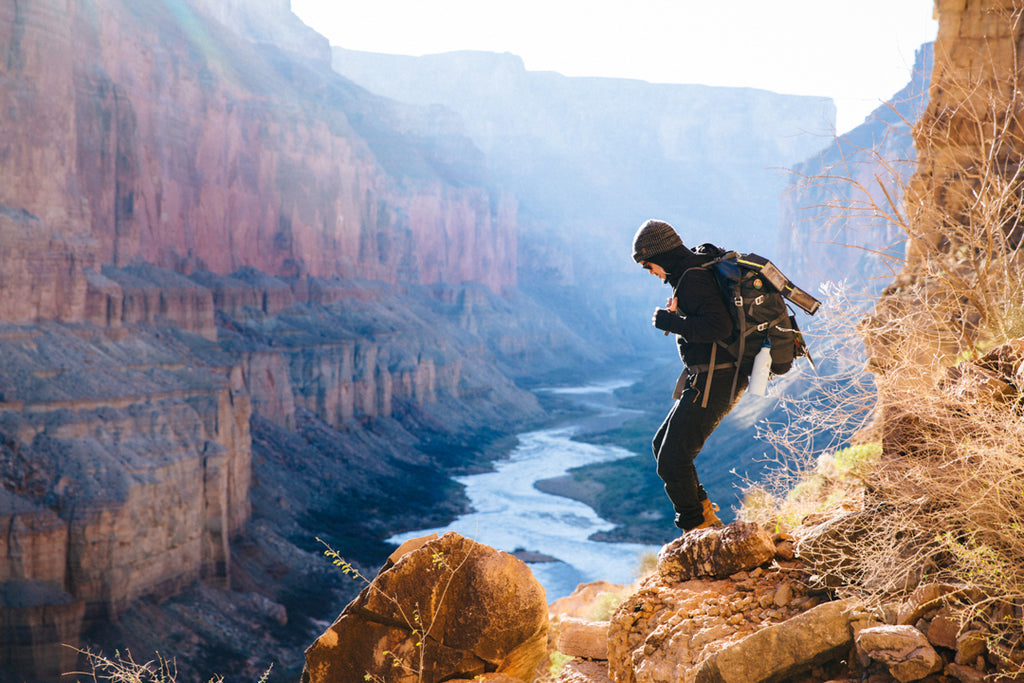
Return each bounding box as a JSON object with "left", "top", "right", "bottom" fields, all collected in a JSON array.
[{"left": 290, "top": 1, "right": 939, "bottom": 134}]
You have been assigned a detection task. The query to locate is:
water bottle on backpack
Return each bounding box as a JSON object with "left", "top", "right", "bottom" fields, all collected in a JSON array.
[{"left": 748, "top": 338, "right": 772, "bottom": 396}]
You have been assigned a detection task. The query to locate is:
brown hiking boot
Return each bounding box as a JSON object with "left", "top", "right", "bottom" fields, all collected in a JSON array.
[{"left": 695, "top": 499, "right": 724, "bottom": 529}]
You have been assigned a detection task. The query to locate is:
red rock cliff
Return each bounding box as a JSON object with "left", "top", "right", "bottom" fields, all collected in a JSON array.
[{"left": 0, "top": 0, "right": 516, "bottom": 325}]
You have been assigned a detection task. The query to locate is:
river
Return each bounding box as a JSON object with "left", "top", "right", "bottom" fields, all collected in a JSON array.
[{"left": 389, "top": 377, "right": 662, "bottom": 601}]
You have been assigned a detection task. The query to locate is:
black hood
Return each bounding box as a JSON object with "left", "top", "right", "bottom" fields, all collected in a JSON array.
[{"left": 647, "top": 246, "right": 707, "bottom": 288}]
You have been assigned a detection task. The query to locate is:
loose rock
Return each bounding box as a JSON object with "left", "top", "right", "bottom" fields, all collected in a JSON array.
[
  {"left": 557, "top": 618, "right": 609, "bottom": 660},
  {"left": 658, "top": 522, "right": 775, "bottom": 582},
  {"left": 694, "top": 599, "right": 856, "bottom": 683},
  {"left": 856, "top": 624, "right": 943, "bottom": 682}
]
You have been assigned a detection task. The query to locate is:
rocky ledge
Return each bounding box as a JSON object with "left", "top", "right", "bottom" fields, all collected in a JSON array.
[{"left": 547, "top": 522, "right": 1016, "bottom": 683}]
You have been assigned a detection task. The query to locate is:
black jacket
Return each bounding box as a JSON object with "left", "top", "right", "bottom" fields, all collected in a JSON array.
[{"left": 657, "top": 246, "right": 735, "bottom": 369}]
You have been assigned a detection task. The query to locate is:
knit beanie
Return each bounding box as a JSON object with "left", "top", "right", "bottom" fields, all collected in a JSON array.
[{"left": 632, "top": 219, "right": 683, "bottom": 263}]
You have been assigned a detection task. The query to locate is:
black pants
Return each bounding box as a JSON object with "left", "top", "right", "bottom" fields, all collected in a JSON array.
[{"left": 652, "top": 366, "right": 749, "bottom": 529}]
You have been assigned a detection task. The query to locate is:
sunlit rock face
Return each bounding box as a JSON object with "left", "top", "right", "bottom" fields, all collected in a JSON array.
[
  {"left": 902, "top": 0, "right": 1024, "bottom": 272},
  {"left": 331, "top": 47, "right": 836, "bottom": 291},
  {"left": 856, "top": 1, "right": 1024, "bottom": 373},
  {"left": 0, "top": 0, "right": 516, "bottom": 327},
  {"left": 0, "top": 0, "right": 579, "bottom": 679},
  {"left": 303, "top": 533, "right": 549, "bottom": 683}
]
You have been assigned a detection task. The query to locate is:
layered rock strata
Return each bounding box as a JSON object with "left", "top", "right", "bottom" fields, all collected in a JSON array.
[
  {"left": 0, "top": 0, "right": 517, "bottom": 327},
  {"left": 902, "top": 0, "right": 1024, "bottom": 273},
  {"left": 201, "top": 271, "right": 559, "bottom": 431},
  {"left": 0, "top": 579, "right": 85, "bottom": 680},
  {"left": 0, "top": 260, "right": 573, "bottom": 679},
  {"left": 0, "top": 0, "right": 585, "bottom": 679},
  {"left": 864, "top": 0, "right": 1024, "bottom": 372},
  {"left": 0, "top": 323, "right": 252, "bottom": 609},
  {"left": 0, "top": 322, "right": 252, "bottom": 678}
]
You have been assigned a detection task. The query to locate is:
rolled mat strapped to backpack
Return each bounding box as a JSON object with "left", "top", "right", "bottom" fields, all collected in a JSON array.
[{"left": 733, "top": 253, "right": 821, "bottom": 316}]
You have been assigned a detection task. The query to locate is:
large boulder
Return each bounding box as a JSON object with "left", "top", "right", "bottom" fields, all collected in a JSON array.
[
  {"left": 694, "top": 599, "right": 856, "bottom": 683},
  {"left": 302, "top": 532, "right": 549, "bottom": 683}
]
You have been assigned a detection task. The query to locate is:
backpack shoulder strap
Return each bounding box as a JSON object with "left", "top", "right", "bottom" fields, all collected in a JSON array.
[{"left": 678, "top": 245, "right": 745, "bottom": 405}]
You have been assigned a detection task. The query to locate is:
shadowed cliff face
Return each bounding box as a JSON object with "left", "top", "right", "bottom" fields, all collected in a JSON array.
[
  {"left": 0, "top": 0, "right": 516, "bottom": 326},
  {"left": 0, "top": 321, "right": 252, "bottom": 678},
  {"left": 0, "top": 263, "right": 586, "bottom": 680}
]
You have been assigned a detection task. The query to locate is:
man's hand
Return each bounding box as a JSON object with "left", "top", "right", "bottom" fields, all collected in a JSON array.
[{"left": 653, "top": 308, "right": 686, "bottom": 336}]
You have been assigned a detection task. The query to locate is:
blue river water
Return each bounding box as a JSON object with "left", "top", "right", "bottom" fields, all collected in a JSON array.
[{"left": 389, "top": 378, "right": 662, "bottom": 601}]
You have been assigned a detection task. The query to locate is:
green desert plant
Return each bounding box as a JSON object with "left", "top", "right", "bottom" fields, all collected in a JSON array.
[
  {"left": 546, "top": 651, "right": 573, "bottom": 679},
  {"left": 589, "top": 592, "right": 624, "bottom": 622},
  {"left": 831, "top": 442, "right": 882, "bottom": 478},
  {"left": 633, "top": 551, "right": 658, "bottom": 581}
]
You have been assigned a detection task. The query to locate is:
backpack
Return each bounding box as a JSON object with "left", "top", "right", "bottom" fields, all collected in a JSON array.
[{"left": 685, "top": 244, "right": 819, "bottom": 404}]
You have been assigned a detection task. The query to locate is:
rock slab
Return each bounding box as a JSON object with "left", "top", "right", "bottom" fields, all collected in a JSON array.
[
  {"left": 557, "top": 618, "right": 609, "bottom": 660},
  {"left": 694, "top": 599, "right": 856, "bottom": 683},
  {"left": 856, "top": 624, "right": 943, "bottom": 682}
]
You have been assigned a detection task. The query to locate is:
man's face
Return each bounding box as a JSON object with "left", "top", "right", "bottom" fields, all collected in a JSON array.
[{"left": 641, "top": 261, "right": 667, "bottom": 281}]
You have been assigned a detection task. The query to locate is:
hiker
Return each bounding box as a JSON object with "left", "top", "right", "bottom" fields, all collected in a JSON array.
[{"left": 631, "top": 219, "right": 752, "bottom": 532}]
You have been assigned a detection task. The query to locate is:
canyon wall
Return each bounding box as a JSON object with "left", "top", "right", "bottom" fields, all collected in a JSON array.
[
  {"left": 0, "top": 0, "right": 516, "bottom": 328},
  {"left": 332, "top": 48, "right": 836, "bottom": 258},
  {"left": 331, "top": 48, "right": 839, "bottom": 355},
  {"left": 855, "top": 0, "right": 1024, "bottom": 375},
  {"left": 0, "top": 1, "right": 530, "bottom": 677},
  {"left": 902, "top": 0, "right": 1024, "bottom": 273},
  {"left": 0, "top": 0, "right": 904, "bottom": 678},
  {"left": 0, "top": 262, "right": 574, "bottom": 679},
  {"left": 188, "top": 0, "right": 331, "bottom": 65},
  {"left": 0, "top": 322, "right": 252, "bottom": 678},
  {"left": 779, "top": 43, "right": 933, "bottom": 293}
]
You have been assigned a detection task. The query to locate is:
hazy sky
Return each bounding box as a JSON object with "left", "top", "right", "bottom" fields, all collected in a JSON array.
[{"left": 290, "top": 1, "right": 938, "bottom": 134}]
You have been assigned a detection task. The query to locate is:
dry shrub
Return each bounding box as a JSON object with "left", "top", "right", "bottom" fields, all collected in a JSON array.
[
  {"left": 854, "top": 8, "right": 1024, "bottom": 606},
  {"left": 746, "top": 22, "right": 1024, "bottom": 670},
  {"left": 71, "top": 649, "right": 225, "bottom": 683}
]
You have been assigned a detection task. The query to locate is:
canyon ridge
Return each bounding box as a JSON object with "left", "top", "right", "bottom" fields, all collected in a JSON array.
[{"left": 0, "top": 0, "right": 883, "bottom": 680}]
